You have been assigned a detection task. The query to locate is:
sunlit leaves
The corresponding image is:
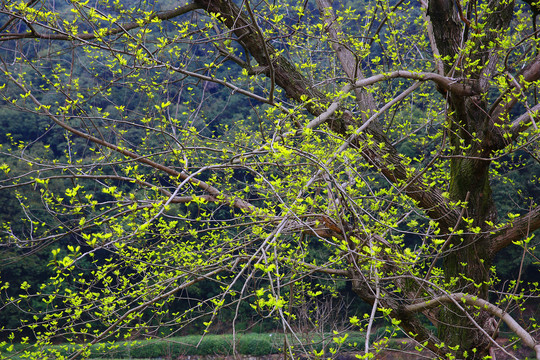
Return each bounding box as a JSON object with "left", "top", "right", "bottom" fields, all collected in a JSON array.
[{"left": 0, "top": 0, "right": 538, "bottom": 359}]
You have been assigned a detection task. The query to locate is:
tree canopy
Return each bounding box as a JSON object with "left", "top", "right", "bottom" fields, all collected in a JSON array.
[{"left": 0, "top": 0, "right": 539, "bottom": 359}]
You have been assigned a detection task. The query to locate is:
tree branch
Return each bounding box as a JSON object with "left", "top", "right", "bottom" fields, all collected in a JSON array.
[
  {"left": 0, "top": 2, "right": 200, "bottom": 41},
  {"left": 67, "top": 266, "right": 227, "bottom": 360},
  {"left": 510, "top": 103, "right": 540, "bottom": 136},
  {"left": 489, "top": 206, "right": 540, "bottom": 256},
  {"left": 349, "top": 269, "right": 446, "bottom": 357},
  {"left": 315, "top": 0, "right": 377, "bottom": 116},
  {"left": 2, "top": 71, "right": 255, "bottom": 213},
  {"left": 195, "top": 0, "right": 463, "bottom": 230},
  {"left": 353, "top": 70, "right": 480, "bottom": 97},
  {"left": 487, "top": 54, "right": 540, "bottom": 150},
  {"left": 405, "top": 292, "right": 540, "bottom": 359}
]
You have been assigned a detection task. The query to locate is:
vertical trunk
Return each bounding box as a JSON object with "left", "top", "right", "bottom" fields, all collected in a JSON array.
[
  {"left": 437, "top": 95, "right": 498, "bottom": 358},
  {"left": 438, "top": 241, "right": 494, "bottom": 358},
  {"left": 427, "top": 0, "right": 514, "bottom": 355}
]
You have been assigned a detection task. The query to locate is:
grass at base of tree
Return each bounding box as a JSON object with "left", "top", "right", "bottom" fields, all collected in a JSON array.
[{"left": 3, "top": 331, "right": 403, "bottom": 359}]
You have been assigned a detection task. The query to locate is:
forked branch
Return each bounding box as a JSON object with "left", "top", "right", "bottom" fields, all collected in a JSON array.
[{"left": 406, "top": 292, "right": 540, "bottom": 359}]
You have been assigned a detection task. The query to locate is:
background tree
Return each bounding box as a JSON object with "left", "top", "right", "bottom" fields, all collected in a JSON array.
[{"left": 0, "top": 0, "right": 539, "bottom": 359}]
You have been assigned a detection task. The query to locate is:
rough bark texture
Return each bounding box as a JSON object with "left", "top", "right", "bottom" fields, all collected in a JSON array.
[
  {"left": 2, "top": 0, "right": 540, "bottom": 358},
  {"left": 193, "top": 0, "right": 535, "bottom": 358},
  {"left": 194, "top": 0, "right": 462, "bottom": 232},
  {"left": 429, "top": 0, "right": 515, "bottom": 357},
  {"left": 427, "top": 0, "right": 462, "bottom": 74}
]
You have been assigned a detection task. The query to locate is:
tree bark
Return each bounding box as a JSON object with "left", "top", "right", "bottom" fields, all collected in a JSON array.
[
  {"left": 428, "top": 0, "right": 515, "bottom": 356},
  {"left": 195, "top": 0, "right": 529, "bottom": 357},
  {"left": 194, "top": 0, "right": 464, "bottom": 231}
]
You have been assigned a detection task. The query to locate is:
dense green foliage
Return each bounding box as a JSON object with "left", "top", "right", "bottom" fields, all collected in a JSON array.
[{"left": 0, "top": 0, "right": 539, "bottom": 359}]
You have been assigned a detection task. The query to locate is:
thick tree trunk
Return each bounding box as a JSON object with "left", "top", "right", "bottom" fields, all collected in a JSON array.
[
  {"left": 437, "top": 86, "right": 499, "bottom": 360},
  {"left": 196, "top": 0, "right": 528, "bottom": 357},
  {"left": 427, "top": 0, "right": 514, "bottom": 356}
]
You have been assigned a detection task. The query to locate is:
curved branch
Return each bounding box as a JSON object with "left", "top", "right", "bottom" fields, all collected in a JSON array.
[
  {"left": 487, "top": 54, "right": 540, "bottom": 150},
  {"left": 195, "top": 0, "right": 463, "bottom": 230},
  {"left": 350, "top": 269, "right": 446, "bottom": 357},
  {"left": 353, "top": 70, "right": 480, "bottom": 96},
  {"left": 405, "top": 292, "right": 540, "bottom": 359}
]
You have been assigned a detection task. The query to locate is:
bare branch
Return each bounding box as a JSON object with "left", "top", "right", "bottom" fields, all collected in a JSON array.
[{"left": 352, "top": 70, "right": 480, "bottom": 97}]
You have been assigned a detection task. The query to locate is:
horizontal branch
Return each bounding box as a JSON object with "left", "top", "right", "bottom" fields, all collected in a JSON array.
[
  {"left": 489, "top": 206, "right": 540, "bottom": 256},
  {"left": 0, "top": 3, "right": 200, "bottom": 41},
  {"left": 406, "top": 292, "right": 540, "bottom": 359},
  {"left": 353, "top": 70, "right": 481, "bottom": 97}
]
